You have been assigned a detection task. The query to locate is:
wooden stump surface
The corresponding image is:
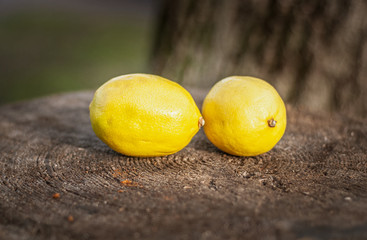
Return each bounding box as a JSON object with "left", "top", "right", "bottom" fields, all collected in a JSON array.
[{"left": 1, "top": 90, "right": 367, "bottom": 240}]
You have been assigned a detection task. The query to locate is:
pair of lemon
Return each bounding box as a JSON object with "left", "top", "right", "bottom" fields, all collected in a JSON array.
[{"left": 89, "top": 74, "right": 286, "bottom": 157}]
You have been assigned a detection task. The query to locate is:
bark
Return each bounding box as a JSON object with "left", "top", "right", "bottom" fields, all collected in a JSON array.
[
  {"left": 1, "top": 91, "right": 367, "bottom": 239},
  {"left": 151, "top": 0, "right": 367, "bottom": 117}
]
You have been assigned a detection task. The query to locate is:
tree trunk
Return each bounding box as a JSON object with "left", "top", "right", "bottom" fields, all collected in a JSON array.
[
  {"left": 151, "top": 0, "right": 367, "bottom": 117},
  {"left": 1, "top": 91, "right": 367, "bottom": 239}
]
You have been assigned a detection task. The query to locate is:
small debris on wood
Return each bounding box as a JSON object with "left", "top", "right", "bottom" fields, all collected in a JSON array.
[
  {"left": 242, "top": 171, "right": 251, "bottom": 178},
  {"left": 67, "top": 215, "right": 74, "bottom": 222},
  {"left": 163, "top": 196, "right": 174, "bottom": 201},
  {"left": 121, "top": 179, "right": 133, "bottom": 185},
  {"left": 259, "top": 179, "right": 267, "bottom": 185},
  {"left": 52, "top": 193, "right": 60, "bottom": 199},
  {"left": 208, "top": 179, "right": 218, "bottom": 191},
  {"left": 120, "top": 179, "right": 141, "bottom": 188}
]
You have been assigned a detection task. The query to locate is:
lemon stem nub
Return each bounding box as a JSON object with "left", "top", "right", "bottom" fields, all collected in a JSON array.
[
  {"left": 268, "top": 118, "right": 277, "bottom": 128},
  {"left": 199, "top": 117, "right": 205, "bottom": 128}
]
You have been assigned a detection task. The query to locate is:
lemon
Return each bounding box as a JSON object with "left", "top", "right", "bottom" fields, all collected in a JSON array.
[
  {"left": 89, "top": 73, "right": 204, "bottom": 157},
  {"left": 202, "top": 76, "right": 286, "bottom": 156}
]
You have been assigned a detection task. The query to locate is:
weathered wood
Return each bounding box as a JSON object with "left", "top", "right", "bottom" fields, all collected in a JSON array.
[{"left": 0, "top": 90, "right": 367, "bottom": 240}]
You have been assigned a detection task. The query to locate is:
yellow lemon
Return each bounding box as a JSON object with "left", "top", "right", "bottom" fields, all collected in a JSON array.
[
  {"left": 202, "top": 76, "right": 286, "bottom": 156},
  {"left": 89, "top": 73, "right": 204, "bottom": 157}
]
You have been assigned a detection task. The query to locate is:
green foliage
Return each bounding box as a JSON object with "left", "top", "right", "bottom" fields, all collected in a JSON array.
[{"left": 0, "top": 9, "right": 153, "bottom": 104}]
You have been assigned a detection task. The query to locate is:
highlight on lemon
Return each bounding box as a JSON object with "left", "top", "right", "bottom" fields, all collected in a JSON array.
[
  {"left": 89, "top": 73, "right": 203, "bottom": 157},
  {"left": 202, "top": 76, "right": 286, "bottom": 156}
]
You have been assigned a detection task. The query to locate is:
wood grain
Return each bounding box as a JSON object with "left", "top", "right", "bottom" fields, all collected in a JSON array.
[{"left": 1, "top": 90, "right": 367, "bottom": 239}]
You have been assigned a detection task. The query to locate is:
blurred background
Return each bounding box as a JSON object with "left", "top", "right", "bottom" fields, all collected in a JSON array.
[
  {"left": 0, "top": 0, "right": 159, "bottom": 104},
  {"left": 1, "top": 0, "right": 366, "bottom": 117}
]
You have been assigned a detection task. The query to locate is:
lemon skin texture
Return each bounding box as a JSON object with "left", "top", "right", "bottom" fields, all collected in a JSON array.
[
  {"left": 89, "top": 74, "right": 203, "bottom": 157},
  {"left": 202, "top": 76, "right": 286, "bottom": 156}
]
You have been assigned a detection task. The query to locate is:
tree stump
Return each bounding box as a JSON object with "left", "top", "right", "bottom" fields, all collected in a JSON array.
[{"left": 1, "top": 90, "right": 367, "bottom": 239}]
